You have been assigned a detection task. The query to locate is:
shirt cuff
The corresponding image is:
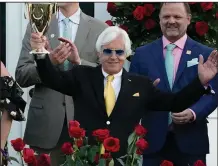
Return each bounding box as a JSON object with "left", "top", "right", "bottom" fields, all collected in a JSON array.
[
  {"left": 204, "top": 84, "right": 216, "bottom": 95},
  {"left": 189, "top": 108, "right": 196, "bottom": 122}
]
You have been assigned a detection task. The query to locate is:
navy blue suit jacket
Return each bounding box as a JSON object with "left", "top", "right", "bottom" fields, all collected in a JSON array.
[{"left": 130, "top": 37, "right": 217, "bottom": 155}]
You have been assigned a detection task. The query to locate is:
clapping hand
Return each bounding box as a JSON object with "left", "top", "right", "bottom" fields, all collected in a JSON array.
[
  {"left": 198, "top": 50, "right": 218, "bottom": 85},
  {"left": 48, "top": 42, "right": 72, "bottom": 65},
  {"left": 58, "top": 37, "right": 81, "bottom": 65}
]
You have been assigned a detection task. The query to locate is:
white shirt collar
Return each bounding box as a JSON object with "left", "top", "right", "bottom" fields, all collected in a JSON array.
[
  {"left": 58, "top": 8, "right": 80, "bottom": 24},
  {"left": 102, "top": 68, "right": 123, "bottom": 79}
]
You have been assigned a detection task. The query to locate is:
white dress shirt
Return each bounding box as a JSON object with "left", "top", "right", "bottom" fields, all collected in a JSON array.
[
  {"left": 57, "top": 8, "right": 81, "bottom": 42},
  {"left": 102, "top": 68, "right": 123, "bottom": 100}
]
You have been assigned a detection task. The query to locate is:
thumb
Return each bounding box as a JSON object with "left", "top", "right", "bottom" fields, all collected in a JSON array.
[
  {"left": 45, "top": 40, "right": 52, "bottom": 52},
  {"left": 199, "top": 54, "right": 204, "bottom": 65},
  {"left": 153, "top": 78, "right": 160, "bottom": 87}
]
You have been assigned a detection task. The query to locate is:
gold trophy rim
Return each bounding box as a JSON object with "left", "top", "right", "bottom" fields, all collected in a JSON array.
[{"left": 25, "top": 3, "right": 58, "bottom": 56}]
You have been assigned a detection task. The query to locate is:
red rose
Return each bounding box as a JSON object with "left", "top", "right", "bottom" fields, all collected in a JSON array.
[
  {"left": 119, "top": 25, "right": 128, "bottom": 32},
  {"left": 189, "top": 2, "right": 196, "bottom": 5},
  {"left": 160, "top": 160, "right": 174, "bottom": 166},
  {"left": 133, "top": 6, "right": 145, "bottom": 21},
  {"left": 76, "top": 139, "right": 83, "bottom": 148},
  {"left": 135, "top": 124, "right": 147, "bottom": 136},
  {"left": 69, "top": 127, "right": 85, "bottom": 139},
  {"left": 136, "top": 149, "right": 143, "bottom": 155},
  {"left": 103, "top": 137, "right": 120, "bottom": 152},
  {"left": 105, "top": 20, "right": 114, "bottom": 26},
  {"left": 23, "top": 148, "right": 37, "bottom": 165},
  {"left": 69, "top": 120, "right": 80, "bottom": 127},
  {"left": 195, "top": 21, "right": 209, "bottom": 36},
  {"left": 37, "top": 154, "right": 51, "bottom": 166},
  {"left": 11, "top": 138, "right": 25, "bottom": 152},
  {"left": 107, "top": 2, "right": 117, "bottom": 14},
  {"left": 144, "top": 4, "right": 155, "bottom": 16},
  {"left": 193, "top": 160, "right": 206, "bottom": 166},
  {"left": 200, "top": 2, "right": 213, "bottom": 11},
  {"left": 145, "top": 19, "right": 156, "bottom": 30},
  {"left": 92, "top": 129, "right": 110, "bottom": 142},
  {"left": 216, "top": 12, "right": 218, "bottom": 19},
  {"left": 135, "top": 138, "right": 149, "bottom": 150},
  {"left": 101, "top": 152, "right": 111, "bottom": 159},
  {"left": 61, "top": 142, "right": 74, "bottom": 155}
]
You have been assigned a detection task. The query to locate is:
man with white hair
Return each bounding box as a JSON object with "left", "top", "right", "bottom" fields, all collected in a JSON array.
[
  {"left": 15, "top": 2, "right": 107, "bottom": 165},
  {"left": 34, "top": 26, "right": 218, "bottom": 164}
]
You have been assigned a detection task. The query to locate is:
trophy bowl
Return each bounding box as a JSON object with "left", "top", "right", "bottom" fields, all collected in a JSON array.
[{"left": 25, "top": 3, "right": 57, "bottom": 57}]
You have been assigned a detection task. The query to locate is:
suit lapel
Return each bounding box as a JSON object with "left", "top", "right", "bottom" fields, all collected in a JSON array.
[
  {"left": 74, "top": 12, "right": 91, "bottom": 55},
  {"left": 152, "top": 39, "right": 171, "bottom": 91},
  {"left": 90, "top": 66, "right": 107, "bottom": 117},
  {"left": 111, "top": 70, "right": 130, "bottom": 117},
  {"left": 174, "top": 37, "right": 195, "bottom": 86},
  {"left": 47, "top": 15, "right": 60, "bottom": 50}
]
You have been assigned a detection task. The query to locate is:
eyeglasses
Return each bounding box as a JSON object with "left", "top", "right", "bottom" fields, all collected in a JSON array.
[{"left": 102, "top": 48, "right": 125, "bottom": 56}]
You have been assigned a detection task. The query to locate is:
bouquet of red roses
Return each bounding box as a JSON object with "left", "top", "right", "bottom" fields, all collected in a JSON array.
[
  {"left": 8, "top": 120, "right": 149, "bottom": 166},
  {"left": 60, "top": 120, "right": 148, "bottom": 166}
]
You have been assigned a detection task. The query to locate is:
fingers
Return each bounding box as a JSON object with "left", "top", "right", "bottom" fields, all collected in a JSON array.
[
  {"left": 50, "top": 43, "right": 72, "bottom": 65},
  {"left": 153, "top": 78, "right": 160, "bottom": 87},
  {"left": 31, "top": 33, "right": 47, "bottom": 50},
  {"left": 58, "top": 37, "right": 77, "bottom": 50}
]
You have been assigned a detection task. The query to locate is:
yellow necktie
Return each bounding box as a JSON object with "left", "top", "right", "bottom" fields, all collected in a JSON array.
[
  {"left": 101, "top": 75, "right": 115, "bottom": 154},
  {"left": 104, "top": 75, "right": 115, "bottom": 117}
]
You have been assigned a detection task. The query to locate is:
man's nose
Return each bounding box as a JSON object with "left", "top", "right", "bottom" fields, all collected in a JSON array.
[
  {"left": 110, "top": 51, "right": 117, "bottom": 59},
  {"left": 168, "top": 17, "right": 176, "bottom": 24}
]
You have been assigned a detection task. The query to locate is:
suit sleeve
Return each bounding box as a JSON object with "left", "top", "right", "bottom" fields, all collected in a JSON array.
[
  {"left": 147, "top": 76, "right": 208, "bottom": 113},
  {"left": 129, "top": 48, "right": 140, "bottom": 73},
  {"left": 189, "top": 75, "right": 218, "bottom": 121},
  {"left": 15, "top": 23, "right": 42, "bottom": 87},
  {"left": 35, "top": 56, "right": 77, "bottom": 96}
]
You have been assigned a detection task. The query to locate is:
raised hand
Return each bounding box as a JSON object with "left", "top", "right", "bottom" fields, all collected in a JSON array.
[
  {"left": 48, "top": 43, "right": 72, "bottom": 65},
  {"left": 30, "top": 32, "right": 47, "bottom": 51},
  {"left": 58, "top": 37, "right": 81, "bottom": 65},
  {"left": 198, "top": 50, "right": 218, "bottom": 85}
]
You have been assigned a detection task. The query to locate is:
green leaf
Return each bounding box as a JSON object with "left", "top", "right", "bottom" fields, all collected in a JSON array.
[
  {"left": 127, "top": 132, "right": 136, "bottom": 146},
  {"left": 8, "top": 156, "right": 19, "bottom": 164},
  {"left": 87, "top": 145, "right": 99, "bottom": 163},
  {"left": 78, "top": 145, "right": 90, "bottom": 158},
  {"left": 108, "top": 159, "right": 115, "bottom": 166},
  {"left": 66, "top": 155, "right": 75, "bottom": 166},
  {"left": 97, "top": 158, "right": 106, "bottom": 166},
  {"left": 116, "top": 158, "right": 125, "bottom": 166}
]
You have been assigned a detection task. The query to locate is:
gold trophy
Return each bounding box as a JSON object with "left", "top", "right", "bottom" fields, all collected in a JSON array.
[{"left": 25, "top": 3, "right": 58, "bottom": 57}]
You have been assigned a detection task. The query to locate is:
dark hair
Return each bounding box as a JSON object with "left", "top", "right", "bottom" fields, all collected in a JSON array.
[{"left": 160, "top": 2, "right": 191, "bottom": 15}]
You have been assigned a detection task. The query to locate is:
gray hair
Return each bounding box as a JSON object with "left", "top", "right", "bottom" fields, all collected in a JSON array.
[{"left": 95, "top": 26, "right": 132, "bottom": 57}]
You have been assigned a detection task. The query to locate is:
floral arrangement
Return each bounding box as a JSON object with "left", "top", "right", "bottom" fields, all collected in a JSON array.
[
  {"left": 105, "top": 2, "right": 218, "bottom": 52},
  {"left": 6, "top": 120, "right": 148, "bottom": 166},
  {"left": 4, "top": 121, "right": 206, "bottom": 166}
]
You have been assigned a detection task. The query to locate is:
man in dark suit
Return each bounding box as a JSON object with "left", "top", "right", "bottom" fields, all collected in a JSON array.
[
  {"left": 15, "top": 2, "right": 107, "bottom": 165},
  {"left": 34, "top": 26, "right": 218, "bottom": 165},
  {"left": 130, "top": 3, "right": 218, "bottom": 166}
]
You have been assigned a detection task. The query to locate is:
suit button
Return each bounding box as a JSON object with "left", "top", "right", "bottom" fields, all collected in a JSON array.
[
  {"left": 106, "top": 121, "right": 110, "bottom": 125},
  {"left": 62, "top": 102, "right": 66, "bottom": 106}
]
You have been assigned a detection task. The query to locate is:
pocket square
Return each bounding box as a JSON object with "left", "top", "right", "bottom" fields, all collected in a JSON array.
[
  {"left": 187, "top": 58, "right": 198, "bottom": 67},
  {"left": 133, "top": 92, "right": 140, "bottom": 97}
]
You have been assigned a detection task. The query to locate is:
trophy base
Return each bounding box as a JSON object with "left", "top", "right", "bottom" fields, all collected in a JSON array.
[{"left": 29, "top": 48, "right": 50, "bottom": 59}]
